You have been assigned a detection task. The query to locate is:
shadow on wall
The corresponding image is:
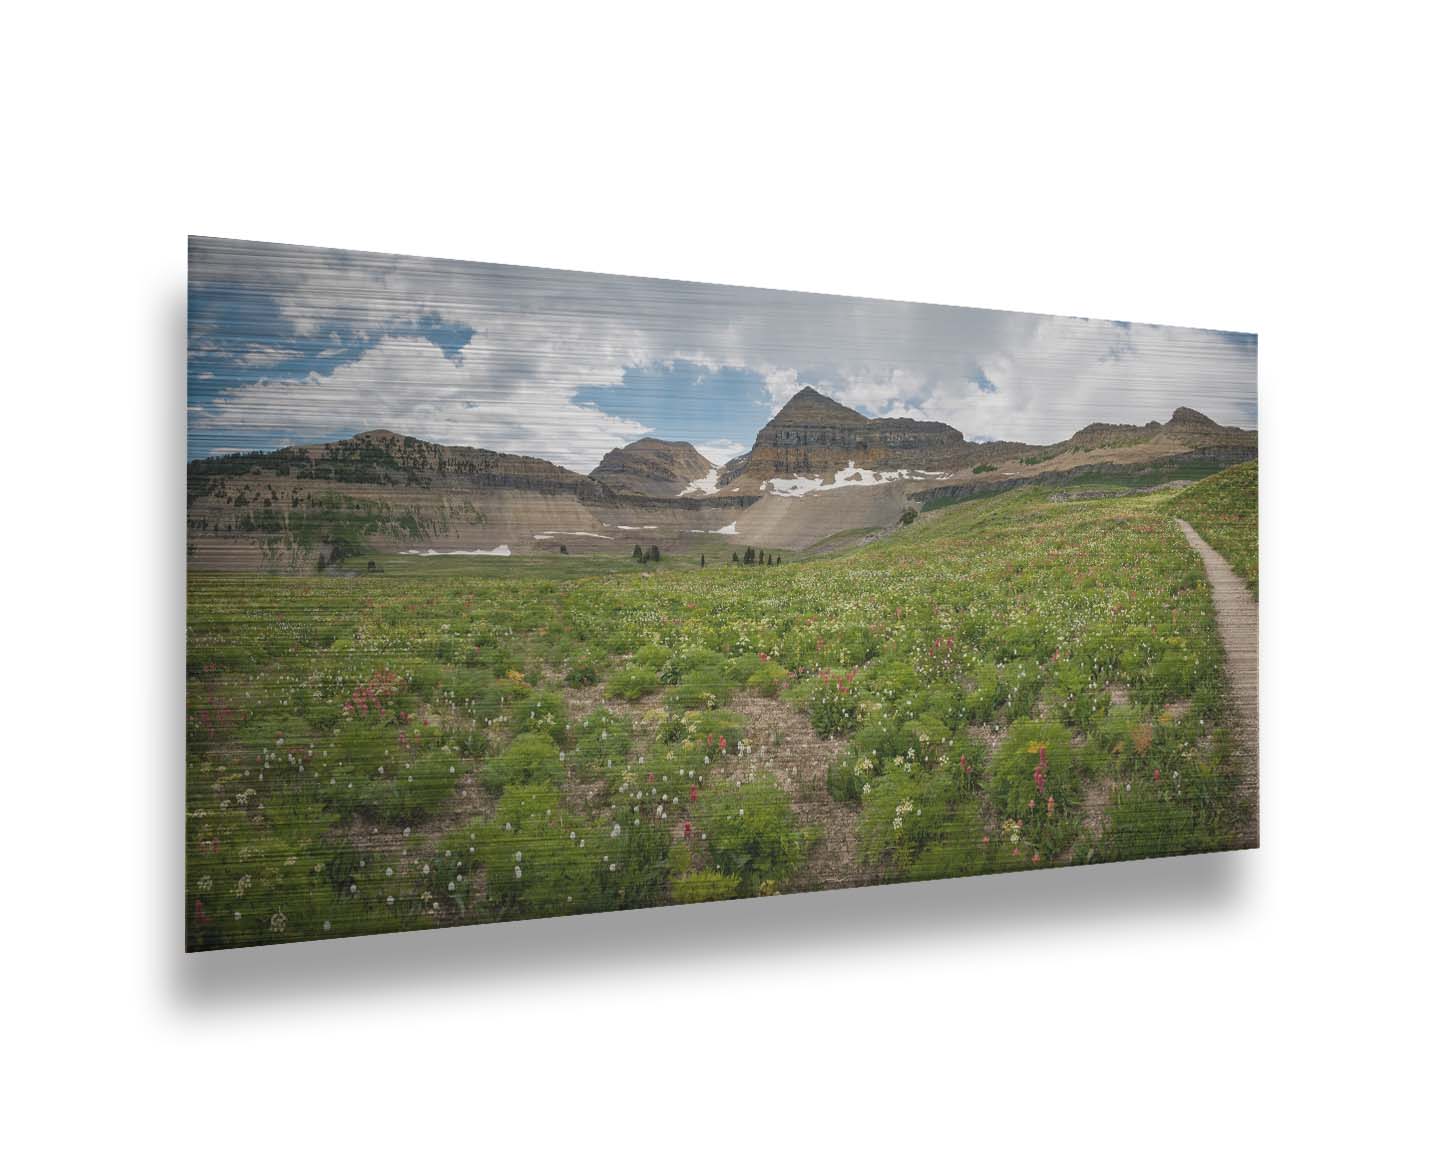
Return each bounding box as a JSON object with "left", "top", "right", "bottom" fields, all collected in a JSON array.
[{"left": 169, "top": 848, "right": 1251, "bottom": 1011}]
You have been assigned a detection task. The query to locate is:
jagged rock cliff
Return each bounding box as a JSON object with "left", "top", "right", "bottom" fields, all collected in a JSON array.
[{"left": 721, "top": 387, "right": 968, "bottom": 486}]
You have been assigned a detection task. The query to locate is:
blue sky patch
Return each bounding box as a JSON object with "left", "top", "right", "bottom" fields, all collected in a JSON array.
[{"left": 574, "top": 360, "right": 774, "bottom": 449}]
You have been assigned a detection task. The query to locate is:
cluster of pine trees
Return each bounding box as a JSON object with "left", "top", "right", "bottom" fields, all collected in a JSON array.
[
  {"left": 626, "top": 543, "right": 784, "bottom": 568},
  {"left": 732, "top": 546, "right": 780, "bottom": 566}
]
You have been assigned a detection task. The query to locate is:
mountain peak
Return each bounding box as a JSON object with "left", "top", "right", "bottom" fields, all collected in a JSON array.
[
  {"left": 1168, "top": 406, "right": 1218, "bottom": 427},
  {"left": 772, "top": 386, "right": 868, "bottom": 425},
  {"left": 590, "top": 437, "right": 714, "bottom": 497}
]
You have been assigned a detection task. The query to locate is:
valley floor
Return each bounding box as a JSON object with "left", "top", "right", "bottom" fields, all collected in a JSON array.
[{"left": 185, "top": 466, "right": 1260, "bottom": 950}]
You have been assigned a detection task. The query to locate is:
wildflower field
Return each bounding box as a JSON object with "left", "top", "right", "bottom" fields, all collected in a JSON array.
[{"left": 186, "top": 470, "right": 1259, "bottom": 950}]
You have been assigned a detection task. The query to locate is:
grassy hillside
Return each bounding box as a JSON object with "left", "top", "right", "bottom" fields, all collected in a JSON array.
[
  {"left": 186, "top": 488, "right": 1255, "bottom": 950},
  {"left": 1166, "top": 461, "right": 1259, "bottom": 594}
]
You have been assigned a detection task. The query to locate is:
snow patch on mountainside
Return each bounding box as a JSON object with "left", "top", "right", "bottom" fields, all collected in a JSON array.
[
  {"left": 766, "top": 462, "right": 949, "bottom": 497},
  {"left": 402, "top": 545, "right": 512, "bottom": 557},
  {"left": 679, "top": 468, "right": 721, "bottom": 496}
]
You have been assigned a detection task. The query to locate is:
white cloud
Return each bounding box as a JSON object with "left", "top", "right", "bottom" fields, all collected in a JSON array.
[
  {"left": 877, "top": 319, "right": 1258, "bottom": 443},
  {"left": 760, "top": 368, "right": 802, "bottom": 409},
  {"left": 694, "top": 440, "right": 748, "bottom": 466},
  {"left": 189, "top": 240, "right": 1257, "bottom": 465},
  {"left": 192, "top": 334, "right": 651, "bottom": 472}
]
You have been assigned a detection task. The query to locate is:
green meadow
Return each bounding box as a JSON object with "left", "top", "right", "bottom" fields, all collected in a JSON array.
[{"left": 186, "top": 467, "right": 1259, "bottom": 950}]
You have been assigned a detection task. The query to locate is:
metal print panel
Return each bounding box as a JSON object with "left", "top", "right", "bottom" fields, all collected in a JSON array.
[{"left": 186, "top": 237, "right": 1258, "bottom": 951}]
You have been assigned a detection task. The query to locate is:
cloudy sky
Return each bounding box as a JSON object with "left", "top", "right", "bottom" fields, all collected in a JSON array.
[{"left": 188, "top": 237, "right": 1257, "bottom": 470}]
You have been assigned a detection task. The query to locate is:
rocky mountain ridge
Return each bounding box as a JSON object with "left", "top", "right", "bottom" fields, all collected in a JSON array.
[
  {"left": 589, "top": 437, "right": 715, "bottom": 498},
  {"left": 187, "top": 390, "right": 1255, "bottom": 570},
  {"left": 719, "top": 386, "right": 970, "bottom": 489}
]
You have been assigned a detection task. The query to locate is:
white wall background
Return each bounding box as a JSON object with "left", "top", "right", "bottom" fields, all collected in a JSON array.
[{"left": 7, "top": 4, "right": 1435, "bottom": 1147}]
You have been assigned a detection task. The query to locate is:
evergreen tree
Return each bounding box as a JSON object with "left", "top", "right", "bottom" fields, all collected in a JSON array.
[
  {"left": 632, "top": 544, "right": 643, "bottom": 561},
  {"left": 700, "top": 553, "right": 705, "bottom": 568}
]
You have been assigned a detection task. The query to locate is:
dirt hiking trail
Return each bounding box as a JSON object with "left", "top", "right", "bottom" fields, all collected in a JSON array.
[{"left": 1176, "top": 518, "right": 1259, "bottom": 844}]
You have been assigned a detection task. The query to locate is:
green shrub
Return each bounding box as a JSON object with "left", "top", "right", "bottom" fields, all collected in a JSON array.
[
  {"left": 426, "top": 824, "right": 483, "bottom": 916},
  {"left": 987, "top": 720, "right": 1083, "bottom": 818},
  {"left": 486, "top": 733, "right": 565, "bottom": 792},
  {"left": 726, "top": 653, "right": 764, "bottom": 685},
  {"left": 605, "top": 665, "right": 660, "bottom": 701},
  {"left": 570, "top": 708, "right": 632, "bottom": 779},
  {"left": 480, "top": 786, "right": 602, "bottom": 918},
  {"left": 898, "top": 714, "right": 952, "bottom": 766},
  {"left": 906, "top": 802, "right": 988, "bottom": 881},
  {"left": 372, "top": 746, "right": 463, "bottom": 823},
  {"left": 695, "top": 776, "right": 806, "bottom": 895},
  {"left": 600, "top": 779, "right": 676, "bottom": 909},
  {"left": 789, "top": 672, "right": 861, "bottom": 736},
  {"left": 186, "top": 791, "right": 425, "bottom": 950},
  {"left": 856, "top": 771, "right": 952, "bottom": 871},
  {"left": 1049, "top": 662, "right": 1108, "bottom": 732},
  {"left": 963, "top": 665, "right": 1007, "bottom": 724},
  {"left": 666, "top": 672, "right": 732, "bottom": 711},
  {"left": 850, "top": 719, "right": 905, "bottom": 767},
  {"left": 632, "top": 643, "right": 672, "bottom": 669},
  {"left": 658, "top": 709, "right": 746, "bottom": 749},
  {"left": 745, "top": 660, "right": 790, "bottom": 697},
  {"left": 671, "top": 870, "right": 742, "bottom": 904},
  {"left": 1099, "top": 780, "right": 1211, "bottom": 861},
  {"left": 516, "top": 690, "right": 568, "bottom": 743},
  {"left": 563, "top": 651, "right": 604, "bottom": 688},
  {"left": 444, "top": 667, "right": 501, "bottom": 710},
  {"left": 827, "top": 750, "right": 874, "bottom": 803}
]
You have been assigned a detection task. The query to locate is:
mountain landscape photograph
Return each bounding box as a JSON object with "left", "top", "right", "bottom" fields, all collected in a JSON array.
[{"left": 186, "top": 236, "right": 1259, "bottom": 950}]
